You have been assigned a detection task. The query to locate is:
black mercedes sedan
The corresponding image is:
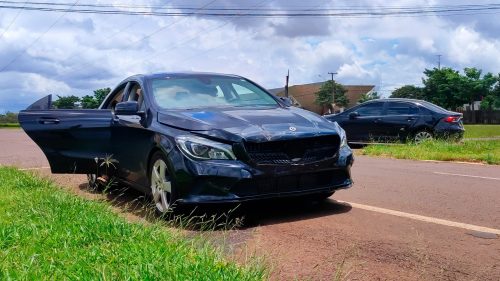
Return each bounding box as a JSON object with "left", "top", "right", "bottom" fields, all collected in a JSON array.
[
  {"left": 19, "top": 72, "right": 354, "bottom": 214},
  {"left": 325, "top": 98, "right": 464, "bottom": 143}
]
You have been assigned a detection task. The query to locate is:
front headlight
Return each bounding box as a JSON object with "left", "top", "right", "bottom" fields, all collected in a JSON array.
[
  {"left": 340, "top": 132, "right": 347, "bottom": 147},
  {"left": 175, "top": 135, "right": 236, "bottom": 160},
  {"left": 331, "top": 121, "right": 348, "bottom": 147}
]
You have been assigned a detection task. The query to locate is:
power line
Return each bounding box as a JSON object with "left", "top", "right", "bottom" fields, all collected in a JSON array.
[
  {"left": 0, "top": 2, "right": 499, "bottom": 18},
  {"left": 0, "top": 0, "right": 80, "bottom": 72},
  {"left": 1, "top": 1, "right": 499, "bottom": 12},
  {"left": 69, "top": 0, "right": 219, "bottom": 74},
  {"left": 0, "top": 0, "right": 27, "bottom": 40},
  {"left": 59, "top": 0, "right": 176, "bottom": 71},
  {"left": 140, "top": 0, "right": 271, "bottom": 67}
]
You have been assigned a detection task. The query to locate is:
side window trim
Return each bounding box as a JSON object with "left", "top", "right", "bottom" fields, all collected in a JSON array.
[
  {"left": 122, "top": 81, "right": 134, "bottom": 101},
  {"left": 100, "top": 82, "right": 129, "bottom": 109}
]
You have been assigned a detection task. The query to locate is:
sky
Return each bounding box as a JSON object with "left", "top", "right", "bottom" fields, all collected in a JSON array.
[{"left": 1, "top": 0, "right": 499, "bottom": 112}]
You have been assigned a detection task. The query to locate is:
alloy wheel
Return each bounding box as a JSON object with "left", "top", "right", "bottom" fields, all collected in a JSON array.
[
  {"left": 150, "top": 159, "right": 172, "bottom": 213},
  {"left": 414, "top": 131, "right": 433, "bottom": 143}
]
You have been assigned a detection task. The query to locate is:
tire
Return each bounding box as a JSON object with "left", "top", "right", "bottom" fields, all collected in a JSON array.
[
  {"left": 149, "top": 152, "right": 177, "bottom": 215},
  {"left": 309, "top": 191, "right": 335, "bottom": 202},
  {"left": 413, "top": 130, "right": 433, "bottom": 143}
]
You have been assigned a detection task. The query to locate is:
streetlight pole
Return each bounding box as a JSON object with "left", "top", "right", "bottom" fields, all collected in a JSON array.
[{"left": 328, "top": 72, "right": 337, "bottom": 113}]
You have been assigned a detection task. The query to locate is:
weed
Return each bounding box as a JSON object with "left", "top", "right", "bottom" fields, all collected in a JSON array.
[
  {"left": 362, "top": 139, "right": 500, "bottom": 164},
  {"left": 87, "top": 154, "right": 118, "bottom": 191},
  {"left": 333, "top": 244, "right": 361, "bottom": 281},
  {"left": 0, "top": 123, "right": 20, "bottom": 128},
  {"left": 464, "top": 124, "right": 500, "bottom": 139},
  {"left": 0, "top": 167, "right": 266, "bottom": 280}
]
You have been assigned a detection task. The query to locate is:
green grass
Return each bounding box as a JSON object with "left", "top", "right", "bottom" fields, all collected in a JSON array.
[
  {"left": 0, "top": 167, "right": 265, "bottom": 280},
  {"left": 464, "top": 125, "right": 500, "bottom": 139},
  {"left": 0, "top": 123, "right": 20, "bottom": 128},
  {"left": 361, "top": 140, "right": 500, "bottom": 164}
]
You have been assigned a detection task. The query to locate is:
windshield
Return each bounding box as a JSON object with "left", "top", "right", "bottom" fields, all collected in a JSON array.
[{"left": 151, "top": 76, "right": 278, "bottom": 109}]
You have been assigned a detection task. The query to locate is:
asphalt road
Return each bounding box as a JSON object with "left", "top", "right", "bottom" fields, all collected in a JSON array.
[{"left": 1, "top": 129, "right": 499, "bottom": 280}]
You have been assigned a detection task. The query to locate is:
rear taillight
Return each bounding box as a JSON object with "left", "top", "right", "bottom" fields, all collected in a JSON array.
[{"left": 444, "top": 116, "right": 461, "bottom": 123}]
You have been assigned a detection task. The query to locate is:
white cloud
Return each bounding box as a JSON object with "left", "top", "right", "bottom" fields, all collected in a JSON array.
[
  {"left": 20, "top": 73, "right": 72, "bottom": 94},
  {"left": 447, "top": 26, "right": 500, "bottom": 69},
  {"left": 0, "top": 72, "right": 71, "bottom": 111},
  {"left": 0, "top": 0, "right": 499, "bottom": 112}
]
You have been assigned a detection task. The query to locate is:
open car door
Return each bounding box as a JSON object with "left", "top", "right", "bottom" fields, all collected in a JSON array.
[{"left": 18, "top": 95, "right": 114, "bottom": 174}]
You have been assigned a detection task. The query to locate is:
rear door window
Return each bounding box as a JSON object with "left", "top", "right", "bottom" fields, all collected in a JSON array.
[
  {"left": 386, "top": 102, "right": 419, "bottom": 115},
  {"left": 356, "top": 102, "right": 384, "bottom": 116}
]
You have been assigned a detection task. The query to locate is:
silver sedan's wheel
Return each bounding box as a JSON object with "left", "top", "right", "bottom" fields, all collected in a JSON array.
[
  {"left": 414, "top": 130, "right": 433, "bottom": 143},
  {"left": 150, "top": 158, "right": 172, "bottom": 213}
]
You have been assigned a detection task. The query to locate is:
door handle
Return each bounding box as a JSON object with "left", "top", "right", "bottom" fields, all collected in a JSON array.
[
  {"left": 38, "top": 117, "right": 60, "bottom": 124},
  {"left": 407, "top": 117, "right": 416, "bottom": 121},
  {"left": 374, "top": 118, "right": 382, "bottom": 123}
]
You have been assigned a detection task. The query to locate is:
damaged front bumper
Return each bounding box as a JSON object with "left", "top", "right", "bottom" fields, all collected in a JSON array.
[{"left": 170, "top": 145, "right": 354, "bottom": 204}]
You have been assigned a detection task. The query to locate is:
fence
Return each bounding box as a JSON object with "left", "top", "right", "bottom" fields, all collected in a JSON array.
[{"left": 461, "top": 109, "right": 500, "bottom": 124}]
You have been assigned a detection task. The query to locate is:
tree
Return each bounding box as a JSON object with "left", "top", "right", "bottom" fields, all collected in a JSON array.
[
  {"left": 0, "top": 112, "right": 18, "bottom": 123},
  {"left": 358, "top": 91, "right": 380, "bottom": 104},
  {"left": 460, "top": 68, "right": 496, "bottom": 110},
  {"left": 315, "top": 80, "right": 348, "bottom": 114},
  {"left": 390, "top": 85, "right": 424, "bottom": 99},
  {"left": 81, "top": 95, "right": 100, "bottom": 109},
  {"left": 81, "top": 88, "right": 111, "bottom": 109},
  {"left": 481, "top": 73, "right": 500, "bottom": 110},
  {"left": 52, "top": 95, "right": 80, "bottom": 109},
  {"left": 422, "top": 67, "right": 464, "bottom": 110},
  {"left": 93, "top": 88, "right": 111, "bottom": 106}
]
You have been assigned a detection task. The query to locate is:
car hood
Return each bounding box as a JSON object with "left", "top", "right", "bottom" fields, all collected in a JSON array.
[{"left": 157, "top": 106, "right": 340, "bottom": 142}]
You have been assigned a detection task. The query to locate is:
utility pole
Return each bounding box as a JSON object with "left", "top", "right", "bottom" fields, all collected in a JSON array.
[
  {"left": 284, "top": 69, "right": 289, "bottom": 98},
  {"left": 437, "top": 54, "right": 442, "bottom": 70},
  {"left": 328, "top": 72, "right": 337, "bottom": 113}
]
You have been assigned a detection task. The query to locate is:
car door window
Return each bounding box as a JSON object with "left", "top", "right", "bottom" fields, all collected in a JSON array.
[
  {"left": 386, "top": 102, "right": 418, "bottom": 115},
  {"left": 355, "top": 102, "right": 384, "bottom": 116},
  {"left": 408, "top": 105, "right": 419, "bottom": 114},
  {"left": 102, "top": 83, "right": 127, "bottom": 110}
]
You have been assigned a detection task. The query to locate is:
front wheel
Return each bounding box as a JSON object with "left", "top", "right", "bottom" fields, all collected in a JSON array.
[{"left": 149, "top": 152, "right": 177, "bottom": 215}]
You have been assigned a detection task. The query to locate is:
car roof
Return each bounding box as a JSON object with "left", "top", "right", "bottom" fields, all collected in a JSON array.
[
  {"left": 363, "top": 98, "right": 426, "bottom": 104},
  {"left": 129, "top": 72, "right": 244, "bottom": 81},
  {"left": 353, "top": 98, "right": 452, "bottom": 114}
]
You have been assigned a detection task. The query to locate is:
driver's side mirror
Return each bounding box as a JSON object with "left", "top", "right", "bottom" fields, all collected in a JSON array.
[
  {"left": 115, "top": 101, "right": 139, "bottom": 115},
  {"left": 349, "top": 112, "right": 360, "bottom": 119},
  {"left": 278, "top": 96, "right": 293, "bottom": 106}
]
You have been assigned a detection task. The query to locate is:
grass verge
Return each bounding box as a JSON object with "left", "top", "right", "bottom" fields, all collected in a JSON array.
[
  {"left": 464, "top": 124, "right": 500, "bottom": 139},
  {"left": 361, "top": 140, "right": 500, "bottom": 164},
  {"left": 0, "top": 123, "right": 20, "bottom": 128},
  {"left": 0, "top": 167, "right": 265, "bottom": 280}
]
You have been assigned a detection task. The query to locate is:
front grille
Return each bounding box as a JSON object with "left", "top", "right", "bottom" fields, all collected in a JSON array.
[
  {"left": 244, "top": 135, "right": 340, "bottom": 165},
  {"left": 231, "top": 169, "right": 349, "bottom": 196}
]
